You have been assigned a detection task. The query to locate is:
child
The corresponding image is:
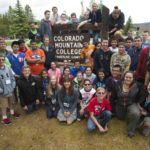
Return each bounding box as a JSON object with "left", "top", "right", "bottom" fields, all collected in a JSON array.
[
  {"left": 38, "top": 69, "right": 49, "bottom": 104},
  {"left": 46, "top": 75, "right": 60, "bottom": 118},
  {"left": 0, "top": 55, "right": 19, "bottom": 124},
  {"left": 93, "top": 69, "right": 106, "bottom": 89},
  {"left": 18, "top": 65, "right": 40, "bottom": 114},
  {"left": 87, "top": 87, "right": 112, "bottom": 132}
]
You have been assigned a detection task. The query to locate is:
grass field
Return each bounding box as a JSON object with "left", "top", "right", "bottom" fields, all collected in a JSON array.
[{"left": 0, "top": 105, "right": 150, "bottom": 150}]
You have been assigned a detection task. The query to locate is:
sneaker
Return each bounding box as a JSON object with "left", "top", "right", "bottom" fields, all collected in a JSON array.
[
  {"left": 1, "top": 118, "right": 11, "bottom": 125},
  {"left": 142, "top": 128, "right": 150, "bottom": 137},
  {"left": 128, "top": 131, "right": 135, "bottom": 138},
  {"left": 12, "top": 112, "right": 20, "bottom": 118}
]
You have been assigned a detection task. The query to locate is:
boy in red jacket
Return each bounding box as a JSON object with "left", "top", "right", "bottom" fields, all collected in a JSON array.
[{"left": 87, "top": 87, "right": 112, "bottom": 132}]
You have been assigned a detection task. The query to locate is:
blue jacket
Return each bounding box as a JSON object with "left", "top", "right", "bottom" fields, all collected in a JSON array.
[{"left": 70, "top": 66, "right": 85, "bottom": 77}]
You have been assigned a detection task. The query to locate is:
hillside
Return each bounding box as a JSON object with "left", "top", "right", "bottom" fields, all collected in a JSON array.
[{"left": 133, "top": 22, "right": 150, "bottom": 32}]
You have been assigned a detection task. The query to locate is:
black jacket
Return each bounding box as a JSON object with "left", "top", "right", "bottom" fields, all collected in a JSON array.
[
  {"left": 89, "top": 9, "right": 102, "bottom": 24},
  {"left": 18, "top": 75, "right": 39, "bottom": 107}
]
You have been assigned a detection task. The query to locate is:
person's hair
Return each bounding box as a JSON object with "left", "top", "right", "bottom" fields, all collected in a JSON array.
[
  {"left": 112, "top": 64, "right": 122, "bottom": 72},
  {"left": 113, "top": 6, "right": 121, "bottom": 14},
  {"left": 96, "top": 87, "right": 106, "bottom": 92},
  {"left": 22, "top": 65, "right": 30, "bottom": 71},
  {"left": 11, "top": 41, "right": 19, "bottom": 48},
  {"left": 125, "top": 37, "right": 133, "bottom": 42},
  {"left": 61, "top": 13, "right": 66, "bottom": 17},
  {"left": 71, "top": 13, "right": 76, "bottom": 17},
  {"left": 143, "top": 30, "right": 149, "bottom": 33},
  {"left": 47, "top": 76, "right": 60, "bottom": 97},
  {"left": 118, "top": 41, "right": 125, "bottom": 47},
  {"left": 97, "top": 68, "right": 105, "bottom": 78},
  {"left": 134, "top": 36, "right": 142, "bottom": 41},
  {"left": 83, "top": 78, "right": 91, "bottom": 84},
  {"left": 40, "top": 69, "right": 47, "bottom": 78},
  {"left": 63, "top": 66, "right": 70, "bottom": 74},
  {"left": 44, "top": 10, "right": 50, "bottom": 15},
  {"left": 61, "top": 77, "right": 74, "bottom": 96},
  {"left": 30, "top": 39, "right": 37, "bottom": 44},
  {"left": 85, "top": 66, "right": 93, "bottom": 72},
  {"left": 52, "top": 6, "right": 57, "bottom": 11},
  {"left": 18, "top": 39, "right": 25, "bottom": 45}
]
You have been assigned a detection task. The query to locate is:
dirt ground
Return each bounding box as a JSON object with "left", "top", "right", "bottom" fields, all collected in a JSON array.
[{"left": 0, "top": 106, "right": 150, "bottom": 150}]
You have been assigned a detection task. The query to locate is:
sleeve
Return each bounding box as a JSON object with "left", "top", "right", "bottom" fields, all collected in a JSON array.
[
  {"left": 69, "top": 89, "right": 79, "bottom": 113},
  {"left": 93, "top": 51, "right": 100, "bottom": 73},
  {"left": 25, "top": 50, "right": 31, "bottom": 59},
  {"left": 124, "top": 55, "right": 131, "bottom": 73},
  {"left": 105, "top": 100, "right": 112, "bottom": 111},
  {"left": 39, "top": 21, "right": 45, "bottom": 39},
  {"left": 110, "top": 54, "right": 114, "bottom": 72},
  {"left": 79, "top": 92, "right": 82, "bottom": 100},
  {"left": 117, "top": 13, "right": 125, "bottom": 29},
  {"left": 9, "top": 67, "right": 16, "bottom": 89},
  {"left": 96, "top": 9, "right": 102, "bottom": 23},
  {"left": 57, "top": 88, "right": 65, "bottom": 113}
]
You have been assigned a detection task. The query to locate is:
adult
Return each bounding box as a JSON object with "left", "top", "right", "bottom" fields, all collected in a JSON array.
[
  {"left": 94, "top": 39, "right": 113, "bottom": 77},
  {"left": 50, "top": 6, "right": 60, "bottom": 25},
  {"left": 40, "top": 10, "right": 52, "bottom": 40},
  {"left": 56, "top": 13, "right": 69, "bottom": 24},
  {"left": 111, "top": 71, "right": 144, "bottom": 137},
  {"left": 25, "top": 40, "right": 45, "bottom": 76},
  {"left": 108, "top": 6, "right": 125, "bottom": 37}
]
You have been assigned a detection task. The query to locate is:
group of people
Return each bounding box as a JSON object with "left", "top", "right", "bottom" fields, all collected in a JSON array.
[{"left": 0, "top": 2, "right": 150, "bottom": 139}]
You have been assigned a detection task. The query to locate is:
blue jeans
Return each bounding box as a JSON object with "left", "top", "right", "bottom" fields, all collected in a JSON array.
[
  {"left": 27, "top": 103, "right": 38, "bottom": 114},
  {"left": 46, "top": 105, "right": 59, "bottom": 118},
  {"left": 87, "top": 111, "right": 112, "bottom": 131}
]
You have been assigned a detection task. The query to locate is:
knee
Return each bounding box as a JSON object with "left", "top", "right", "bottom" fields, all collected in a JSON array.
[
  {"left": 87, "top": 119, "right": 96, "bottom": 131},
  {"left": 103, "top": 111, "right": 112, "bottom": 118}
]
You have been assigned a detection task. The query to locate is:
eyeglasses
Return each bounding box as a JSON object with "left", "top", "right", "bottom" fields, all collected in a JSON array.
[
  {"left": 97, "top": 92, "right": 105, "bottom": 95},
  {"left": 84, "top": 84, "right": 91, "bottom": 86}
]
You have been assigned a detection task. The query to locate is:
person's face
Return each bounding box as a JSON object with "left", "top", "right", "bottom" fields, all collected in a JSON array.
[
  {"left": 0, "top": 57, "right": 5, "bottom": 67},
  {"left": 63, "top": 60, "right": 68, "bottom": 67},
  {"left": 147, "top": 83, "right": 150, "bottom": 94},
  {"left": 52, "top": 7, "right": 58, "bottom": 14},
  {"left": 126, "top": 40, "right": 133, "bottom": 48},
  {"left": 134, "top": 38, "right": 142, "bottom": 48},
  {"left": 84, "top": 81, "right": 92, "bottom": 91},
  {"left": 30, "top": 23, "right": 36, "bottom": 29},
  {"left": 96, "top": 43, "right": 101, "bottom": 49},
  {"left": 96, "top": 89, "right": 106, "bottom": 100},
  {"left": 0, "top": 42, "right": 6, "bottom": 50},
  {"left": 92, "top": 3, "right": 98, "bottom": 12},
  {"left": 44, "top": 38, "right": 49, "bottom": 45},
  {"left": 111, "top": 67, "right": 121, "bottom": 78},
  {"left": 83, "top": 42, "right": 88, "bottom": 48},
  {"left": 12, "top": 44, "right": 19, "bottom": 53},
  {"left": 75, "top": 62, "right": 80, "bottom": 69},
  {"left": 83, "top": 12, "right": 89, "bottom": 20},
  {"left": 61, "top": 14, "right": 67, "bottom": 21},
  {"left": 64, "top": 68, "right": 70, "bottom": 76},
  {"left": 102, "top": 40, "right": 109, "bottom": 50},
  {"left": 86, "top": 68, "right": 92, "bottom": 76},
  {"left": 112, "top": 12, "right": 119, "bottom": 19},
  {"left": 98, "top": 72, "right": 105, "bottom": 80},
  {"left": 64, "top": 81, "right": 71, "bottom": 89},
  {"left": 142, "top": 32, "right": 149, "bottom": 42},
  {"left": 124, "top": 72, "right": 134, "bottom": 85},
  {"left": 77, "top": 73, "right": 83, "bottom": 81},
  {"left": 42, "top": 71, "right": 48, "bottom": 78},
  {"left": 51, "top": 76, "right": 57, "bottom": 85},
  {"left": 51, "top": 62, "right": 56, "bottom": 69},
  {"left": 31, "top": 42, "right": 37, "bottom": 50},
  {"left": 71, "top": 15, "right": 77, "bottom": 22},
  {"left": 23, "top": 68, "right": 31, "bottom": 78},
  {"left": 128, "top": 31, "right": 133, "bottom": 37},
  {"left": 111, "top": 40, "right": 117, "bottom": 48},
  {"left": 118, "top": 45, "right": 125, "bottom": 55},
  {"left": 19, "top": 43, "right": 25, "bottom": 49},
  {"left": 45, "top": 12, "right": 50, "bottom": 19}
]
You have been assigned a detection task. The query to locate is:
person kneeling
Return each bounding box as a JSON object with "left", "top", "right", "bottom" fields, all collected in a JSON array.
[
  {"left": 18, "top": 65, "right": 40, "bottom": 114},
  {"left": 87, "top": 87, "right": 112, "bottom": 133}
]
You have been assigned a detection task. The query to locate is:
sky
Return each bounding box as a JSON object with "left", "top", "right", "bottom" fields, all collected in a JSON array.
[{"left": 0, "top": 0, "right": 150, "bottom": 23}]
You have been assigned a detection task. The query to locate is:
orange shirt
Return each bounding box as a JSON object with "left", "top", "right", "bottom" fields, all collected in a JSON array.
[
  {"left": 80, "top": 44, "right": 95, "bottom": 67},
  {"left": 25, "top": 49, "right": 45, "bottom": 75}
]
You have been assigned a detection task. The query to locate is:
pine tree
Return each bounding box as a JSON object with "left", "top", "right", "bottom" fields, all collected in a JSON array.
[
  {"left": 124, "top": 16, "right": 133, "bottom": 35},
  {"left": 25, "top": 5, "right": 34, "bottom": 23}
]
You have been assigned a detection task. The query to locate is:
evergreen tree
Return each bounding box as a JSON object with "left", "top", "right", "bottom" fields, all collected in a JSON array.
[
  {"left": 25, "top": 5, "right": 34, "bottom": 23},
  {"left": 124, "top": 16, "right": 133, "bottom": 35}
]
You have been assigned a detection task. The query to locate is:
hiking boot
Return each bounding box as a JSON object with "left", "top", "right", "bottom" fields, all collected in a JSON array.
[
  {"left": 142, "top": 128, "right": 150, "bottom": 137},
  {"left": 12, "top": 112, "right": 20, "bottom": 118},
  {"left": 128, "top": 131, "right": 135, "bottom": 138}
]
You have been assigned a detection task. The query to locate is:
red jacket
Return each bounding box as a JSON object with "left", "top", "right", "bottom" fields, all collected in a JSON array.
[{"left": 136, "top": 46, "right": 150, "bottom": 78}]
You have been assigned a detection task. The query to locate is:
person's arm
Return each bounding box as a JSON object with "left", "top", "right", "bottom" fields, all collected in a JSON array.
[
  {"left": 69, "top": 89, "right": 79, "bottom": 113},
  {"left": 18, "top": 81, "right": 25, "bottom": 107},
  {"left": 110, "top": 54, "right": 114, "bottom": 73},
  {"left": 117, "top": 13, "right": 125, "bottom": 29},
  {"left": 124, "top": 55, "right": 131, "bottom": 73},
  {"left": 81, "top": 0, "right": 85, "bottom": 16},
  {"left": 57, "top": 89, "right": 65, "bottom": 113},
  {"left": 9, "top": 67, "right": 16, "bottom": 89},
  {"left": 39, "top": 20, "right": 45, "bottom": 39}
]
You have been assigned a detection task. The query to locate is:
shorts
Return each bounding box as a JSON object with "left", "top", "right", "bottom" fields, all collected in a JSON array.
[{"left": 0, "top": 95, "right": 15, "bottom": 108}]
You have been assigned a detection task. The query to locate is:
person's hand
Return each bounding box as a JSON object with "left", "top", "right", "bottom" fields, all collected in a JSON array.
[
  {"left": 66, "top": 111, "right": 71, "bottom": 116},
  {"left": 141, "top": 110, "right": 147, "bottom": 116},
  {"left": 64, "top": 111, "right": 68, "bottom": 117},
  {"left": 24, "top": 105, "right": 28, "bottom": 111},
  {"left": 98, "top": 126, "right": 106, "bottom": 133},
  {"left": 36, "top": 99, "right": 40, "bottom": 104},
  {"left": 94, "top": 22, "right": 98, "bottom": 27},
  {"left": 80, "top": 109, "right": 84, "bottom": 115}
]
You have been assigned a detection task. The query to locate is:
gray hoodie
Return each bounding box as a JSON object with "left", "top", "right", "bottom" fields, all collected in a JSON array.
[{"left": 0, "top": 65, "right": 16, "bottom": 97}]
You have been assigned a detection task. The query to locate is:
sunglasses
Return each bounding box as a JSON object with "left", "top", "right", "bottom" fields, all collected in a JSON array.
[
  {"left": 0, "top": 59, "right": 5, "bottom": 61},
  {"left": 84, "top": 84, "right": 91, "bottom": 86}
]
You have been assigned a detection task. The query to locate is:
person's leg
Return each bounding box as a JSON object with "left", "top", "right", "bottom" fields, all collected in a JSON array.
[
  {"left": 87, "top": 118, "right": 96, "bottom": 131},
  {"left": 98, "top": 111, "right": 112, "bottom": 128},
  {"left": 127, "top": 103, "right": 141, "bottom": 137},
  {"left": 142, "top": 117, "right": 150, "bottom": 136},
  {"left": 67, "top": 109, "right": 77, "bottom": 125},
  {"left": 46, "top": 105, "right": 53, "bottom": 118},
  {"left": 115, "top": 104, "right": 127, "bottom": 120},
  {"left": 57, "top": 109, "right": 67, "bottom": 122},
  {"left": 27, "top": 103, "right": 35, "bottom": 114}
]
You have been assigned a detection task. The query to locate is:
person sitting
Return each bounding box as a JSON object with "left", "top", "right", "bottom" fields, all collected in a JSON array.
[
  {"left": 87, "top": 87, "right": 112, "bottom": 132},
  {"left": 56, "top": 13, "right": 69, "bottom": 24}
]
